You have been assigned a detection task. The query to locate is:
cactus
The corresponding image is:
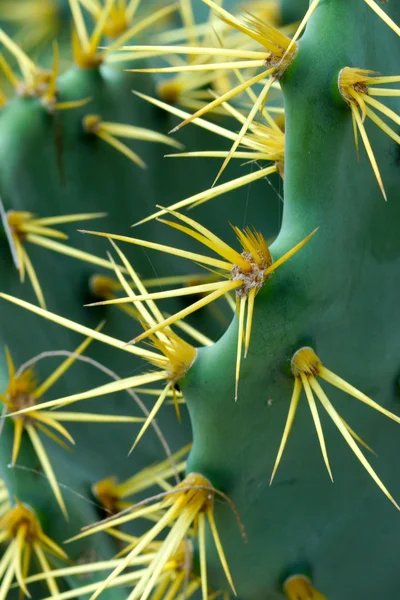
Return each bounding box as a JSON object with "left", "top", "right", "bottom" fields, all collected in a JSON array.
[{"left": 0, "top": 0, "right": 400, "bottom": 599}]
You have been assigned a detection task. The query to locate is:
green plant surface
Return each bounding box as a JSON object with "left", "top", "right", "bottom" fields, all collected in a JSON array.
[{"left": 182, "top": 1, "right": 400, "bottom": 598}]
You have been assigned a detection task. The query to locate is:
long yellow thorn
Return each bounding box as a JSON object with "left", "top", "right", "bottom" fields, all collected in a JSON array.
[
  {"left": 26, "top": 425, "right": 68, "bottom": 519},
  {"left": 363, "top": 94, "right": 400, "bottom": 126},
  {"left": 11, "top": 419, "right": 24, "bottom": 466},
  {"left": 270, "top": 377, "right": 302, "bottom": 484},
  {"left": 235, "top": 295, "right": 246, "bottom": 401},
  {"left": 207, "top": 508, "right": 236, "bottom": 595},
  {"left": 80, "top": 230, "right": 232, "bottom": 270},
  {"left": 26, "top": 234, "right": 123, "bottom": 273},
  {"left": 69, "top": 0, "right": 90, "bottom": 52},
  {"left": 352, "top": 106, "right": 387, "bottom": 201},
  {"left": 34, "top": 324, "right": 104, "bottom": 399},
  {"left": 132, "top": 165, "right": 276, "bottom": 227},
  {"left": 363, "top": 0, "right": 400, "bottom": 37},
  {"left": 10, "top": 372, "right": 168, "bottom": 416},
  {"left": 198, "top": 511, "right": 207, "bottom": 600},
  {"left": 33, "top": 543, "right": 61, "bottom": 598},
  {"left": 244, "top": 287, "right": 256, "bottom": 358},
  {"left": 20, "top": 245, "right": 46, "bottom": 309},
  {"left": 97, "top": 131, "right": 146, "bottom": 168},
  {"left": 169, "top": 69, "right": 273, "bottom": 134},
  {"left": 159, "top": 207, "right": 247, "bottom": 266},
  {"left": 29, "top": 212, "right": 107, "bottom": 226},
  {"left": 130, "top": 59, "right": 267, "bottom": 74},
  {"left": 47, "top": 412, "right": 145, "bottom": 423},
  {"left": 128, "top": 383, "right": 172, "bottom": 454},
  {"left": 86, "top": 280, "right": 233, "bottom": 307},
  {"left": 88, "top": 503, "right": 181, "bottom": 600},
  {"left": 0, "top": 294, "right": 161, "bottom": 360},
  {"left": 213, "top": 77, "right": 274, "bottom": 186},
  {"left": 116, "top": 46, "right": 269, "bottom": 59},
  {"left": 264, "top": 228, "right": 319, "bottom": 277},
  {"left": 284, "top": 0, "right": 321, "bottom": 56},
  {"left": 301, "top": 374, "right": 333, "bottom": 482},
  {"left": 311, "top": 377, "right": 400, "bottom": 510},
  {"left": 320, "top": 367, "right": 400, "bottom": 425},
  {"left": 133, "top": 281, "right": 240, "bottom": 344}
]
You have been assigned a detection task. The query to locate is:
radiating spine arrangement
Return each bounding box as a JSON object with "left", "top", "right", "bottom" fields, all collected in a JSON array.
[{"left": 0, "top": 0, "right": 399, "bottom": 599}]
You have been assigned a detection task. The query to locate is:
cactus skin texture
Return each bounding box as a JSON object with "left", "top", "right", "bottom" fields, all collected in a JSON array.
[{"left": 0, "top": 0, "right": 399, "bottom": 599}]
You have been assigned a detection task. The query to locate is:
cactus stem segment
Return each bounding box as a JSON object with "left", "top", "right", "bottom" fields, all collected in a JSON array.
[
  {"left": 339, "top": 68, "right": 400, "bottom": 200},
  {"left": 271, "top": 347, "right": 400, "bottom": 509},
  {"left": 0, "top": 500, "right": 67, "bottom": 600},
  {"left": 83, "top": 114, "right": 184, "bottom": 169},
  {"left": 284, "top": 575, "right": 327, "bottom": 600},
  {"left": 81, "top": 211, "right": 316, "bottom": 398},
  {"left": 68, "top": 473, "right": 238, "bottom": 600},
  {"left": 2, "top": 210, "right": 114, "bottom": 308}
]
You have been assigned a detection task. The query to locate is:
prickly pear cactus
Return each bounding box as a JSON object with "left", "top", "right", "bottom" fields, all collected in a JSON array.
[{"left": 0, "top": 1, "right": 399, "bottom": 600}]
